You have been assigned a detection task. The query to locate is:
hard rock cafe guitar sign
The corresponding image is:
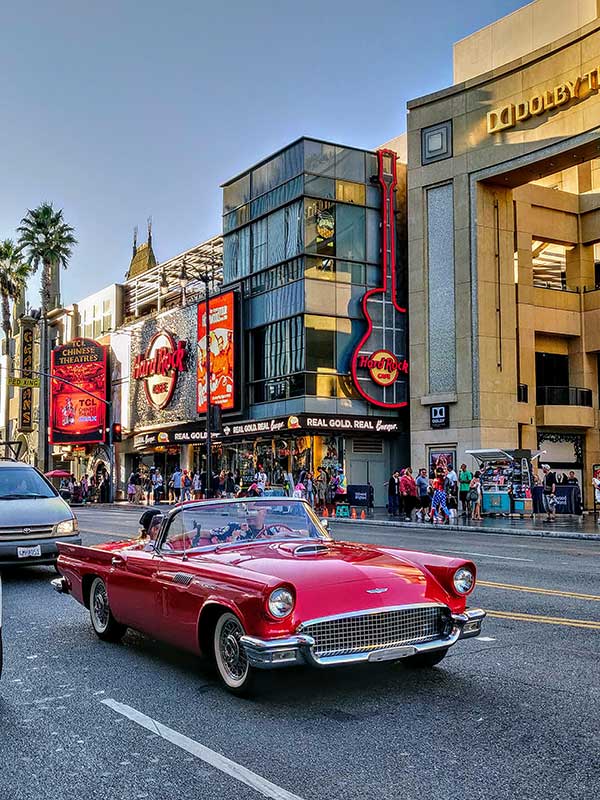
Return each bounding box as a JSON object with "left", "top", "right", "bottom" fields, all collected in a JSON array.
[{"left": 350, "top": 149, "right": 408, "bottom": 408}]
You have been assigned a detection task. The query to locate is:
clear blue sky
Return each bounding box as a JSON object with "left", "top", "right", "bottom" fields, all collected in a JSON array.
[{"left": 0, "top": 0, "right": 528, "bottom": 307}]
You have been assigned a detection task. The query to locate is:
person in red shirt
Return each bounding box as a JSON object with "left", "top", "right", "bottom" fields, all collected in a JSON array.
[{"left": 400, "top": 467, "right": 418, "bottom": 521}]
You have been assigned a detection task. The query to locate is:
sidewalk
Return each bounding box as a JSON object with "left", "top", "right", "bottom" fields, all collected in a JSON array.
[{"left": 327, "top": 508, "right": 600, "bottom": 541}]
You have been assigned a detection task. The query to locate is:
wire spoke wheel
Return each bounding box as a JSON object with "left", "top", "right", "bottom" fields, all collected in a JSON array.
[
  {"left": 214, "top": 612, "right": 251, "bottom": 691},
  {"left": 91, "top": 578, "right": 110, "bottom": 632}
]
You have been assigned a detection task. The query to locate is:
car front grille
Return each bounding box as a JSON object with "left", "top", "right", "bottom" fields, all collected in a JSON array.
[
  {"left": 300, "top": 605, "right": 447, "bottom": 658},
  {"left": 0, "top": 525, "right": 55, "bottom": 541}
]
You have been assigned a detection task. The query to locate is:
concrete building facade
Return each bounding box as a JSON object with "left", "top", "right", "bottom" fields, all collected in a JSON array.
[{"left": 407, "top": 0, "right": 600, "bottom": 501}]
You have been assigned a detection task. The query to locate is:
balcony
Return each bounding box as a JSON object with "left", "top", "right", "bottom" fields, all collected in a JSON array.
[{"left": 535, "top": 386, "right": 595, "bottom": 428}]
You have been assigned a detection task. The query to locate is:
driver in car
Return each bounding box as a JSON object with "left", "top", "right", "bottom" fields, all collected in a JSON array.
[{"left": 208, "top": 506, "right": 270, "bottom": 544}]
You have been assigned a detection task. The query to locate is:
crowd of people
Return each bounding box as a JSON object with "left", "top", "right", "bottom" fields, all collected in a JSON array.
[
  {"left": 387, "top": 463, "right": 483, "bottom": 525},
  {"left": 58, "top": 469, "right": 110, "bottom": 504},
  {"left": 126, "top": 463, "right": 349, "bottom": 509}
]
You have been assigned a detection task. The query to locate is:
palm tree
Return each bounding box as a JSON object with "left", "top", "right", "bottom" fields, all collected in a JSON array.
[
  {"left": 17, "top": 203, "right": 76, "bottom": 469},
  {"left": 0, "top": 239, "right": 30, "bottom": 441},
  {"left": 0, "top": 239, "right": 29, "bottom": 344},
  {"left": 17, "top": 202, "right": 76, "bottom": 314}
]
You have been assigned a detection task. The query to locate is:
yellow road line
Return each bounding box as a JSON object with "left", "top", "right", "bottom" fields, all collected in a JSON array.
[
  {"left": 478, "top": 580, "right": 600, "bottom": 601},
  {"left": 486, "top": 610, "right": 600, "bottom": 629}
]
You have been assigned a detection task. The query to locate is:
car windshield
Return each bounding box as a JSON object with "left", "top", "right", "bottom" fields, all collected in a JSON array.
[
  {"left": 0, "top": 467, "right": 57, "bottom": 500},
  {"left": 161, "top": 499, "right": 328, "bottom": 554}
]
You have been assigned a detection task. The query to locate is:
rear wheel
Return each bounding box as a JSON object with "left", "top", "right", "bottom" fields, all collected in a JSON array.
[
  {"left": 402, "top": 649, "right": 448, "bottom": 669},
  {"left": 89, "top": 577, "right": 126, "bottom": 642},
  {"left": 213, "top": 612, "right": 255, "bottom": 696}
]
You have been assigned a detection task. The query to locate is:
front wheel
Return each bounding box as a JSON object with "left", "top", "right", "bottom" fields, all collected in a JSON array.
[
  {"left": 89, "top": 577, "right": 126, "bottom": 642},
  {"left": 213, "top": 612, "right": 255, "bottom": 696},
  {"left": 402, "top": 649, "right": 448, "bottom": 669}
]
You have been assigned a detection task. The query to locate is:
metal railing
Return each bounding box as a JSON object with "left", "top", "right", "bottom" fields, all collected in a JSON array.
[{"left": 536, "top": 386, "right": 593, "bottom": 407}]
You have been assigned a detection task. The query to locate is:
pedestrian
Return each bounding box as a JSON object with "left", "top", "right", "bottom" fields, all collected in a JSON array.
[
  {"left": 541, "top": 464, "right": 557, "bottom": 522},
  {"left": 127, "top": 474, "right": 136, "bottom": 503},
  {"left": 218, "top": 470, "right": 226, "bottom": 497},
  {"left": 192, "top": 471, "right": 202, "bottom": 500},
  {"left": 154, "top": 469, "right": 164, "bottom": 504},
  {"left": 566, "top": 471, "right": 579, "bottom": 485},
  {"left": 446, "top": 463, "right": 458, "bottom": 500},
  {"left": 144, "top": 470, "right": 154, "bottom": 505},
  {"left": 593, "top": 469, "right": 600, "bottom": 523},
  {"left": 182, "top": 470, "right": 192, "bottom": 501},
  {"left": 254, "top": 465, "right": 268, "bottom": 493},
  {"left": 431, "top": 472, "right": 451, "bottom": 525},
  {"left": 171, "top": 466, "right": 182, "bottom": 502},
  {"left": 305, "top": 472, "right": 314, "bottom": 507},
  {"left": 80, "top": 474, "right": 89, "bottom": 503},
  {"left": 314, "top": 468, "right": 327, "bottom": 511},
  {"left": 469, "top": 472, "right": 482, "bottom": 520},
  {"left": 387, "top": 470, "right": 401, "bottom": 517},
  {"left": 458, "top": 463, "right": 473, "bottom": 518},
  {"left": 132, "top": 470, "right": 143, "bottom": 505},
  {"left": 400, "top": 467, "right": 417, "bottom": 521},
  {"left": 225, "top": 471, "right": 236, "bottom": 498},
  {"left": 415, "top": 468, "right": 431, "bottom": 521}
]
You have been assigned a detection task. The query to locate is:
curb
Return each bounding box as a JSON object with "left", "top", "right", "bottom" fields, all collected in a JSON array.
[{"left": 327, "top": 516, "right": 600, "bottom": 541}]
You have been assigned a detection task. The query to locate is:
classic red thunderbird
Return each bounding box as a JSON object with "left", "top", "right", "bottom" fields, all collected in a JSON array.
[{"left": 52, "top": 498, "right": 485, "bottom": 694}]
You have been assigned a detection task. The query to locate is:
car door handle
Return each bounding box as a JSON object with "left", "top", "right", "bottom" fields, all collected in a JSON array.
[{"left": 111, "top": 555, "right": 125, "bottom": 567}]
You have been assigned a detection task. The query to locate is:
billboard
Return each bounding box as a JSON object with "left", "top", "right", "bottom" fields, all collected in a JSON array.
[
  {"left": 50, "top": 338, "right": 107, "bottom": 445},
  {"left": 197, "top": 291, "right": 235, "bottom": 413}
]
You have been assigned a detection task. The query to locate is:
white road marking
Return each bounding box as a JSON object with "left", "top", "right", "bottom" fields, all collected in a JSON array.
[
  {"left": 475, "top": 637, "right": 497, "bottom": 642},
  {"left": 101, "top": 698, "right": 306, "bottom": 800},
  {"left": 432, "top": 548, "right": 533, "bottom": 562}
]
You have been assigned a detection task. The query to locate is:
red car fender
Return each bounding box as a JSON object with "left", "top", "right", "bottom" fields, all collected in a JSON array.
[{"left": 377, "top": 547, "right": 477, "bottom": 609}]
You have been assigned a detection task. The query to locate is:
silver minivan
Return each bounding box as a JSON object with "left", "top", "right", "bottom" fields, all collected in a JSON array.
[{"left": 0, "top": 461, "right": 80, "bottom": 566}]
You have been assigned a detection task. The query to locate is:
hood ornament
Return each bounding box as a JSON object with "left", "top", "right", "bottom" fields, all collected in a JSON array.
[{"left": 366, "top": 587, "right": 388, "bottom": 594}]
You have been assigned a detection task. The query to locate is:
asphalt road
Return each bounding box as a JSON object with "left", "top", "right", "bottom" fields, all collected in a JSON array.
[{"left": 1, "top": 504, "right": 599, "bottom": 800}]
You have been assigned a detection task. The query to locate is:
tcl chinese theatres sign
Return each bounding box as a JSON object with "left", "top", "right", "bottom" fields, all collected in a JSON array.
[
  {"left": 19, "top": 322, "right": 35, "bottom": 432},
  {"left": 133, "top": 331, "right": 188, "bottom": 410},
  {"left": 50, "top": 338, "right": 107, "bottom": 445}
]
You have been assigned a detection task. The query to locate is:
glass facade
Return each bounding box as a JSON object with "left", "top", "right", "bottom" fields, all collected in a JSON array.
[{"left": 222, "top": 138, "right": 407, "bottom": 416}]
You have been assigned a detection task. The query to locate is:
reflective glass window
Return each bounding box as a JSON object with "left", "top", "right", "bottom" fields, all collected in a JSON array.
[
  {"left": 305, "top": 199, "right": 335, "bottom": 257},
  {"left": 252, "top": 218, "right": 268, "bottom": 272},
  {"left": 305, "top": 175, "right": 335, "bottom": 199},
  {"left": 223, "top": 174, "right": 250, "bottom": 213},
  {"left": 335, "top": 147, "right": 365, "bottom": 183},
  {"left": 336, "top": 318, "right": 365, "bottom": 374},
  {"left": 366, "top": 208, "right": 381, "bottom": 264},
  {"left": 268, "top": 208, "right": 285, "bottom": 266},
  {"left": 365, "top": 153, "right": 378, "bottom": 183},
  {"left": 304, "top": 140, "right": 335, "bottom": 176},
  {"left": 285, "top": 201, "right": 303, "bottom": 259},
  {"left": 336, "top": 180, "right": 366, "bottom": 205},
  {"left": 252, "top": 316, "right": 304, "bottom": 382},
  {"left": 336, "top": 204, "right": 365, "bottom": 261},
  {"left": 223, "top": 231, "right": 239, "bottom": 283},
  {"left": 305, "top": 279, "right": 336, "bottom": 314},
  {"left": 306, "top": 314, "right": 335, "bottom": 371},
  {"left": 366, "top": 185, "right": 381, "bottom": 208}
]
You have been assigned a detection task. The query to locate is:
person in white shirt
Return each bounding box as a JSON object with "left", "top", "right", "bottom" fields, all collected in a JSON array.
[{"left": 254, "top": 466, "right": 267, "bottom": 492}]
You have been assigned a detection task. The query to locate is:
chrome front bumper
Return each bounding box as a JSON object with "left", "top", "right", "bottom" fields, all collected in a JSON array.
[{"left": 240, "top": 608, "right": 486, "bottom": 669}]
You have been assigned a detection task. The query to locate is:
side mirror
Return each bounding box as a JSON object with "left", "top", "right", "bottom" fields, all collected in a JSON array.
[{"left": 320, "top": 518, "right": 329, "bottom": 530}]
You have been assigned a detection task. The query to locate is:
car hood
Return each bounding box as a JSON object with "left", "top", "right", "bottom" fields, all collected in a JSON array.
[
  {"left": 199, "top": 539, "right": 451, "bottom": 609},
  {"left": 0, "top": 496, "right": 73, "bottom": 526}
]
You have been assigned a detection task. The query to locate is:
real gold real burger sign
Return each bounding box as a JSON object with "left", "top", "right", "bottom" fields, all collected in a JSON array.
[{"left": 487, "top": 67, "right": 600, "bottom": 134}]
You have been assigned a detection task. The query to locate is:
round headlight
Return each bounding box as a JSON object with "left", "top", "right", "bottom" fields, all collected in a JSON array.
[
  {"left": 453, "top": 567, "right": 474, "bottom": 595},
  {"left": 268, "top": 588, "right": 294, "bottom": 618}
]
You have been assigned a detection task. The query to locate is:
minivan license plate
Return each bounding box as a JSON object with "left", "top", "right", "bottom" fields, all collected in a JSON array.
[
  {"left": 368, "top": 646, "right": 416, "bottom": 662},
  {"left": 17, "top": 545, "right": 42, "bottom": 558}
]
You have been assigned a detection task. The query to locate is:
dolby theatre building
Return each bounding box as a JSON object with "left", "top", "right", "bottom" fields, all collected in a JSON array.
[{"left": 407, "top": 0, "right": 600, "bottom": 503}]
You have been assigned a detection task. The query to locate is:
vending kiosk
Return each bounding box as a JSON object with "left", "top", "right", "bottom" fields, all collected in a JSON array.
[{"left": 466, "top": 449, "right": 543, "bottom": 516}]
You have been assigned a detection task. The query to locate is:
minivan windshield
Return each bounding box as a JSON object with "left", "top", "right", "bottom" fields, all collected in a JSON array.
[{"left": 0, "top": 468, "right": 57, "bottom": 500}]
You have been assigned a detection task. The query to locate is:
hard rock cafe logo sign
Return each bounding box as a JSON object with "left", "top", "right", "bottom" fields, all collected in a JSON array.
[
  {"left": 133, "top": 331, "right": 188, "bottom": 410},
  {"left": 357, "top": 350, "right": 408, "bottom": 388}
]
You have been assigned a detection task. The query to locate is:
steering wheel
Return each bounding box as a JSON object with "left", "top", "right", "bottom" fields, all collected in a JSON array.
[{"left": 256, "top": 523, "right": 295, "bottom": 539}]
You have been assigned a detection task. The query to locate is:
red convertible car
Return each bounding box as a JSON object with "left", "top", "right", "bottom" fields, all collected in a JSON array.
[{"left": 52, "top": 498, "right": 485, "bottom": 694}]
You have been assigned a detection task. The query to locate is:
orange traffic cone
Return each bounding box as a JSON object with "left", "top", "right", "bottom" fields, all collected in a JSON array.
[
  {"left": 351, "top": 507, "right": 357, "bottom": 519},
  {"left": 360, "top": 509, "right": 366, "bottom": 519},
  {"left": 322, "top": 506, "right": 329, "bottom": 517}
]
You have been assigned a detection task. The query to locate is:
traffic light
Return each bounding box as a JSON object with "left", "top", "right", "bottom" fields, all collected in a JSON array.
[{"left": 111, "top": 422, "right": 122, "bottom": 442}]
